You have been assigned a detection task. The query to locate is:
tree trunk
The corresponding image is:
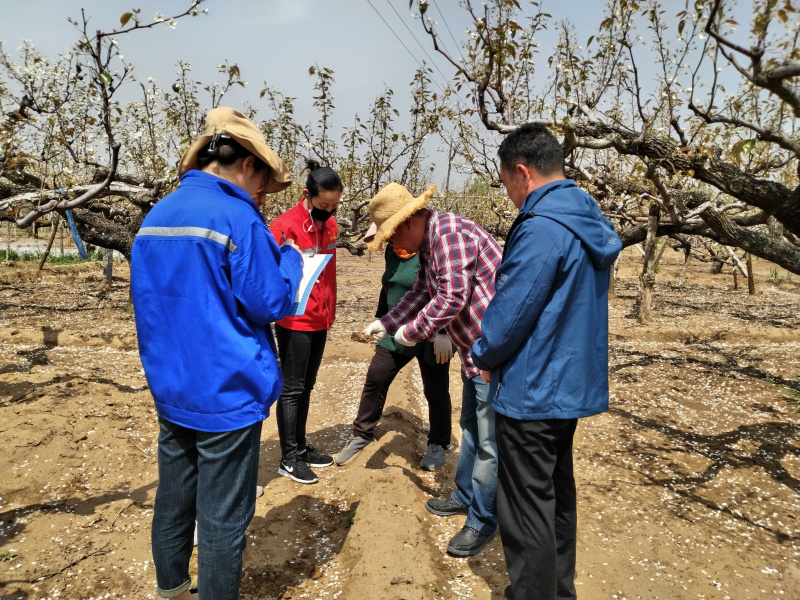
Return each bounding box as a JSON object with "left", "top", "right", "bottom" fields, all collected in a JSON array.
[
  {"left": 704, "top": 241, "right": 725, "bottom": 273},
  {"left": 638, "top": 203, "right": 661, "bottom": 324},
  {"left": 5, "top": 222, "right": 11, "bottom": 263},
  {"left": 103, "top": 249, "right": 113, "bottom": 284},
  {"left": 608, "top": 256, "right": 619, "bottom": 297}
]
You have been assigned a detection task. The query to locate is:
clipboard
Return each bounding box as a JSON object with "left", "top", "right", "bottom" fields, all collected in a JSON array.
[{"left": 287, "top": 253, "right": 332, "bottom": 316}]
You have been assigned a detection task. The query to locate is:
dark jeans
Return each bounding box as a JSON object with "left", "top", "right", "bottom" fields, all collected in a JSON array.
[
  {"left": 275, "top": 325, "right": 327, "bottom": 460},
  {"left": 151, "top": 417, "right": 262, "bottom": 599},
  {"left": 352, "top": 345, "right": 452, "bottom": 447},
  {"left": 496, "top": 414, "right": 578, "bottom": 600}
]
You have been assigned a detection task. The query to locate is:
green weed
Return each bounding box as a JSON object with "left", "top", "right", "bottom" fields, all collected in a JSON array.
[
  {"left": 342, "top": 508, "right": 356, "bottom": 528},
  {"left": 780, "top": 375, "right": 800, "bottom": 412},
  {"left": 0, "top": 549, "right": 19, "bottom": 561},
  {"left": 0, "top": 249, "right": 106, "bottom": 263}
]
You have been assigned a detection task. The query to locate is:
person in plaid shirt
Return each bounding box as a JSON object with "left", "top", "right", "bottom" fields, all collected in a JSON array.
[{"left": 363, "top": 182, "right": 503, "bottom": 558}]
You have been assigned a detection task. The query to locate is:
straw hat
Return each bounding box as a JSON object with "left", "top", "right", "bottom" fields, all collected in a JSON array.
[
  {"left": 178, "top": 107, "right": 291, "bottom": 193},
  {"left": 367, "top": 183, "right": 436, "bottom": 252}
]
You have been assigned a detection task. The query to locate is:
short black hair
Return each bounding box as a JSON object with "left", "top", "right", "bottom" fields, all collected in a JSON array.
[{"left": 497, "top": 123, "right": 564, "bottom": 177}]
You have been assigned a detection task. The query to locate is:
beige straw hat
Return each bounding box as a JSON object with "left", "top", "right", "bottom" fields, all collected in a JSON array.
[
  {"left": 178, "top": 107, "right": 292, "bottom": 193},
  {"left": 367, "top": 183, "right": 436, "bottom": 252}
]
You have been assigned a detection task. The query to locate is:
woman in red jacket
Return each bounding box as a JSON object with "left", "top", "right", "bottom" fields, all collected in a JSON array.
[{"left": 269, "top": 159, "right": 342, "bottom": 484}]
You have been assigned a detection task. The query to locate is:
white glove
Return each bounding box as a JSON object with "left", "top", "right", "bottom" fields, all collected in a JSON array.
[
  {"left": 393, "top": 324, "right": 417, "bottom": 347},
  {"left": 433, "top": 332, "right": 454, "bottom": 364},
  {"left": 364, "top": 319, "right": 389, "bottom": 339}
]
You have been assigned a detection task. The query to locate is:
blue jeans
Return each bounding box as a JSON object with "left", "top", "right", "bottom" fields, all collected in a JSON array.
[
  {"left": 450, "top": 373, "right": 498, "bottom": 535},
  {"left": 151, "top": 418, "right": 262, "bottom": 599}
]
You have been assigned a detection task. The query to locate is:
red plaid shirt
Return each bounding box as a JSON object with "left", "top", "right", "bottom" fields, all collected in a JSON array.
[{"left": 380, "top": 211, "right": 502, "bottom": 377}]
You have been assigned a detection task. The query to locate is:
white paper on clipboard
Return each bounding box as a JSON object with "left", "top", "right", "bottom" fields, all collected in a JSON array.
[{"left": 287, "top": 253, "right": 332, "bottom": 316}]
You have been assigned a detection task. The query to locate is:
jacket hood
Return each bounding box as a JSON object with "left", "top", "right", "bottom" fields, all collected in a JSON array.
[{"left": 521, "top": 179, "right": 621, "bottom": 269}]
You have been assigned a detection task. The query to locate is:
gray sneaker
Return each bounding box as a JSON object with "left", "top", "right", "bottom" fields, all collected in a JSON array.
[
  {"left": 420, "top": 443, "right": 447, "bottom": 471},
  {"left": 335, "top": 436, "right": 371, "bottom": 465}
]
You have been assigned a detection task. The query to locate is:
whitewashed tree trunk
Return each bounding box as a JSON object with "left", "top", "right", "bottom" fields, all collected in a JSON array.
[
  {"left": 638, "top": 203, "right": 661, "bottom": 324},
  {"left": 103, "top": 249, "right": 113, "bottom": 284}
]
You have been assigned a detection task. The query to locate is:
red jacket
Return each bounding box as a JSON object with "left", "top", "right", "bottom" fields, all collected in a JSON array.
[{"left": 269, "top": 200, "right": 337, "bottom": 331}]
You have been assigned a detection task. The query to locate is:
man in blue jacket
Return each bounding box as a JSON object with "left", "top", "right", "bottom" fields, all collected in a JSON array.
[
  {"left": 471, "top": 123, "right": 622, "bottom": 600},
  {"left": 132, "top": 108, "right": 303, "bottom": 600}
]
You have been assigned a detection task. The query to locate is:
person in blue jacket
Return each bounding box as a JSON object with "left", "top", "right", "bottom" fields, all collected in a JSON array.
[
  {"left": 131, "top": 107, "right": 303, "bottom": 600},
  {"left": 471, "top": 123, "right": 622, "bottom": 600}
]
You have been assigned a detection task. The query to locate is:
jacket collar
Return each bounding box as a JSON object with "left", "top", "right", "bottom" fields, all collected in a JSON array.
[
  {"left": 521, "top": 179, "right": 577, "bottom": 214},
  {"left": 180, "top": 170, "right": 263, "bottom": 218}
]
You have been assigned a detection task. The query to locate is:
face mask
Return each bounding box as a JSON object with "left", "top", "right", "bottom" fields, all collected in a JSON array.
[
  {"left": 310, "top": 206, "right": 335, "bottom": 223},
  {"left": 393, "top": 246, "right": 417, "bottom": 259}
]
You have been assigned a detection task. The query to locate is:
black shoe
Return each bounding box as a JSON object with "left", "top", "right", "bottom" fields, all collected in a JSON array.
[
  {"left": 302, "top": 443, "right": 333, "bottom": 468},
  {"left": 504, "top": 584, "right": 515, "bottom": 599},
  {"left": 446, "top": 525, "right": 495, "bottom": 557},
  {"left": 278, "top": 456, "right": 318, "bottom": 484},
  {"left": 425, "top": 497, "right": 468, "bottom": 517}
]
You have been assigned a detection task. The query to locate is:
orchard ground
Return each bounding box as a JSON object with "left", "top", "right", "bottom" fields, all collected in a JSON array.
[{"left": 0, "top": 244, "right": 798, "bottom": 600}]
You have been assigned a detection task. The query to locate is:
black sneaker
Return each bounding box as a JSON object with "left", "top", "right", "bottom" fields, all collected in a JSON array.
[
  {"left": 302, "top": 443, "right": 333, "bottom": 468},
  {"left": 278, "top": 456, "right": 318, "bottom": 484}
]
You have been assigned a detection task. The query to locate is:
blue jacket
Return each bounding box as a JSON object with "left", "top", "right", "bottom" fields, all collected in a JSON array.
[
  {"left": 131, "top": 170, "right": 303, "bottom": 432},
  {"left": 471, "top": 180, "right": 622, "bottom": 420}
]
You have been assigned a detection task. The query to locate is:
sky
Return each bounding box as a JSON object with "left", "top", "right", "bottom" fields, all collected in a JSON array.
[{"left": 0, "top": 0, "right": 655, "bottom": 184}]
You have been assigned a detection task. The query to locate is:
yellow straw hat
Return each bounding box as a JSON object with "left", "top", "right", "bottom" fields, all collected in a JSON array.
[
  {"left": 178, "top": 107, "right": 291, "bottom": 193},
  {"left": 367, "top": 183, "right": 436, "bottom": 252}
]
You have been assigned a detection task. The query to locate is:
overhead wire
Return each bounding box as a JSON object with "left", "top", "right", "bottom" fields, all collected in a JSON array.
[
  {"left": 431, "top": 0, "right": 468, "bottom": 65},
  {"left": 383, "top": 0, "right": 455, "bottom": 86},
  {"left": 365, "top": 0, "right": 486, "bottom": 133}
]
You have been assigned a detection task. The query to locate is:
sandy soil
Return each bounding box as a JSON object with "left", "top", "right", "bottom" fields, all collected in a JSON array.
[{"left": 0, "top": 246, "right": 798, "bottom": 600}]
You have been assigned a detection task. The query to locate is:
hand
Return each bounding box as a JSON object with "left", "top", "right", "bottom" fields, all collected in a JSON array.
[
  {"left": 281, "top": 238, "right": 299, "bottom": 251},
  {"left": 480, "top": 369, "right": 491, "bottom": 384},
  {"left": 433, "top": 332, "right": 454, "bottom": 364},
  {"left": 363, "top": 319, "right": 389, "bottom": 339},
  {"left": 393, "top": 325, "right": 417, "bottom": 347}
]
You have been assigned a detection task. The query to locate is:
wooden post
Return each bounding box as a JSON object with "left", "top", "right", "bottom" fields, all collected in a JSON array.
[
  {"left": 746, "top": 253, "right": 755, "bottom": 294},
  {"left": 679, "top": 245, "right": 692, "bottom": 287},
  {"left": 38, "top": 216, "right": 60, "bottom": 271},
  {"left": 5, "top": 222, "right": 11, "bottom": 263},
  {"left": 732, "top": 266, "right": 739, "bottom": 290},
  {"left": 725, "top": 246, "right": 748, "bottom": 278}
]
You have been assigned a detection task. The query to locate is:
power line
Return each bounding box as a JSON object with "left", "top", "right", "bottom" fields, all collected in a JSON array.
[
  {"left": 366, "top": 0, "right": 485, "bottom": 133},
  {"left": 383, "top": 0, "right": 454, "bottom": 86},
  {"left": 431, "top": 0, "right": 468, "bottom": 65},
  {"left": 366, "top": 0, "right": 426, "bottom": 74}
]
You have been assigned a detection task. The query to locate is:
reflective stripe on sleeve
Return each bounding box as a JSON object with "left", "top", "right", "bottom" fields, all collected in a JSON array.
[{"left": 137, "top": 226, "right": 238, "bottom": 253}]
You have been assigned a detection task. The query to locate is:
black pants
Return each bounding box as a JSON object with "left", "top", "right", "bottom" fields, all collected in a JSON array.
[
  {"left": 496, "top": 414, "right": 578, "bottom": 600},
  {"left": 275, "top": 325, "right": 327, "bottom": 460},
  {"left": 352, "top": 345, "right": 452, "bottom": 448}
]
